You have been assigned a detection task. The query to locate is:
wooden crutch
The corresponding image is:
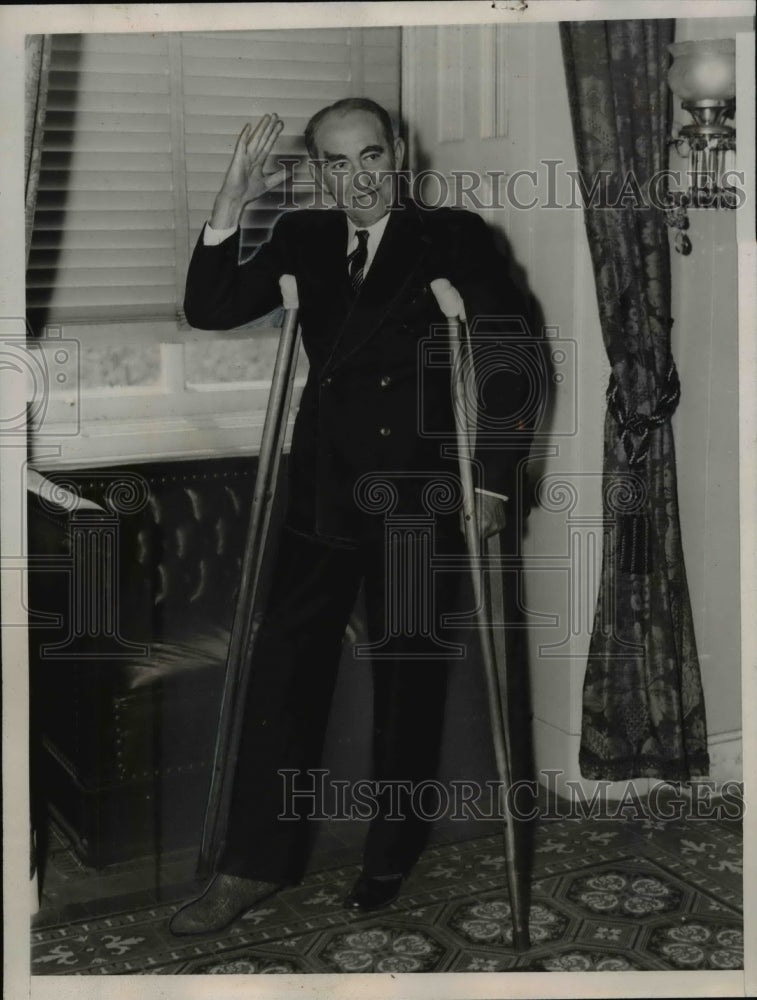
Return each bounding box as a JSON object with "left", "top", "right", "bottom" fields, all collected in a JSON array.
[
  {"left": 430, "top": 278, "right": 531, "bottom": 952},
  {"left": 199, "top": 274, "right": 301, "bottom": 873}
]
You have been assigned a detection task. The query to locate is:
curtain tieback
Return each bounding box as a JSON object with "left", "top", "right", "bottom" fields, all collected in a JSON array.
[
  {"left": 606, "top": 361, "right": 681, "bottom": 468},
  {"left": 606, "top": 361, "right": 680, "bottom": 574}
]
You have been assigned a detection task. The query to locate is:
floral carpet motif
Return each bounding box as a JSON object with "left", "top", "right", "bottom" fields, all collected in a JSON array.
[
  {"left": 566, "top": 867, "right": 683, "bottom": 918},
  {"left": 32, "top": 811, "right": 742, "bottom": 975},
  {"left": 319, "top": 926, "right": 447, "bottom": 973},
  {"left": 645, "top": 920, "right": 743, "bottom": 970}
]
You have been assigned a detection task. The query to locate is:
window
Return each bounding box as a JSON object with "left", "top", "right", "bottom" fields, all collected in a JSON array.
[{"left": 27, "top": 28, "right": 401, "bottom": 332}]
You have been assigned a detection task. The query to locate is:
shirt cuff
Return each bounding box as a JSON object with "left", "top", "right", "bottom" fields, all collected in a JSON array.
[
  {"left": 475, "top": 487, "right": 509, "bottom": 503},
  {"left": 203, "top": 222, "right": 238, "bottom": 246}
]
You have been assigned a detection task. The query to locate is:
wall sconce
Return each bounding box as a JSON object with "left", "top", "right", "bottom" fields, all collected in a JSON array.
[{"left": 665, "top": 38, "right": 736, "bottom": 255}]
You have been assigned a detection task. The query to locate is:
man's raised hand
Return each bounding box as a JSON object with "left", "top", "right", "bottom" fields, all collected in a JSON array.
[{"left": 210, "top": 114, "right": 288, "bottom": 229}]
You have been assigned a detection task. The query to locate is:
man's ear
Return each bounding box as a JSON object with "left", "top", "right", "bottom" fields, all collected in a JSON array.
[{"left": 393, "top": 135, "right": 406, "bottom": 169}]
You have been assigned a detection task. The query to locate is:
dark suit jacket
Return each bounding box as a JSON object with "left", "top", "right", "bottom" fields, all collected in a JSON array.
[{"left": 185, "top": 200, "right": 538, "bottom": 544}]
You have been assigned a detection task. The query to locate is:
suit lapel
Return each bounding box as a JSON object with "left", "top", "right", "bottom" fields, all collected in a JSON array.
[{"left": 322, "top": 202, "right": 433, "bottom": 374}]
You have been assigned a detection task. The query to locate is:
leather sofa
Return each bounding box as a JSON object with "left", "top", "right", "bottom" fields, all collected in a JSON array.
[{"left": 28, "top": 456, "right": 268, "bottom": 869}]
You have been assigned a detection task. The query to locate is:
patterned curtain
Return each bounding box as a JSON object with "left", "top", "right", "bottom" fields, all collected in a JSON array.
[
  {"left": 560, "top": 20, "right": 709, "bottom": 781},
  {"left": 25, "top": 34, "right": 52, "bottom": 266}
]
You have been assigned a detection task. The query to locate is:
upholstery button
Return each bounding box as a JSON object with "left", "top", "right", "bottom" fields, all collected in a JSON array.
[
  {"left": 379, "top": 426, "right": 391, "bottom": 437},
  {"left": 380, "top": 375, "right": 392, "bottom": 388}
]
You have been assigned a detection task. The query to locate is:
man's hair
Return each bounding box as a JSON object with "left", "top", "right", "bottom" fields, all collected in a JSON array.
[{"left": 304, "top": 98, "right": 396, "bottom": 158}]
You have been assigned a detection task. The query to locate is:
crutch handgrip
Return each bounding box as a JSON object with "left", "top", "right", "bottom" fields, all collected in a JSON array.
[
  {"left": 430, "top": 277, "right": 466, "bottom": 321},
  {"left": 279, "top": 273, "right": 299, "bottom": 310}
]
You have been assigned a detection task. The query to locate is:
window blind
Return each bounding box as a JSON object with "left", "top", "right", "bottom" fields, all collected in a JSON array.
[
  {"left": 26, "top": 27, "right": 401, "bottom": 332},
  {"left": 27, "top": 33, "right": 175, "bottom": 328}
]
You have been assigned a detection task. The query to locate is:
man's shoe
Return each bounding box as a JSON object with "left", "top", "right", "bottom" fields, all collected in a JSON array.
[
  {"left": 343, "top": 872, "right": 403, "bottom": 912},
  {"left": 169, "top": 873, "right": 280, "bottom": 935}
]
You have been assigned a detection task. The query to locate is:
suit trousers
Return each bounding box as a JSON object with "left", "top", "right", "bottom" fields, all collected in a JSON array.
[{"left": 218, "top": 520, "right": 467, "bottom": 884}]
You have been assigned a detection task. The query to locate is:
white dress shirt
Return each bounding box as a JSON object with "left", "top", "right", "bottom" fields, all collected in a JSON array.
[
  {"left": 203, "top": 222, "right": 239, "bottom": 246},
  {"left": 344, "top": 213, "right": 391, "bottom": 278},
  {"left": 203, "top": 211, "right": 391, "bottom": 276}
]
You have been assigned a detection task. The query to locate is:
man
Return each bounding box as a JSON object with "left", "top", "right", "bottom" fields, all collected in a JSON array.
[{"left": 170, "top": 98, "right": 536, "bottom": 935}]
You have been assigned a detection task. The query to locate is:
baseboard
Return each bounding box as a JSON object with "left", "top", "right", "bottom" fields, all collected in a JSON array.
[{"left": 707, "top": 729, "right": 743, "bottom": 783}]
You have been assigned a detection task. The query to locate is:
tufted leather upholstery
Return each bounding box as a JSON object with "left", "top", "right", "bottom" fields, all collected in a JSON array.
[{"left": 28, "top": 456, "right": 275, "bottom": 868}]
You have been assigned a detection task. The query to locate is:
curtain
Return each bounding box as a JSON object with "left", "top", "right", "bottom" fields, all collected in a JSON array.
[
  {"left": 25, "top": 34, "right": 51, "bottom": 267},
  {"left": 560, "top": 20, "right": 709, "bottom": 781}
]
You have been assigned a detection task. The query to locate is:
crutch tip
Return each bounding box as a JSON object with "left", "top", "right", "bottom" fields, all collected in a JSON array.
[{"left": 512, "top": 928, "right": 531, "bottom": 952}]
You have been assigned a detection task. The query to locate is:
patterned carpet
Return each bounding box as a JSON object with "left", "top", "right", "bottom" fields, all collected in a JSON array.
[{"left": 32, "top": 808, "right": 743, "bottom": 975}]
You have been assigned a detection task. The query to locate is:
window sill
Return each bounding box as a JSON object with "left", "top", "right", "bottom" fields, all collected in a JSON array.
[
  {"left": 29, "top": 317, "right": 305, "bottom": 468},
  {"left": 45, "top": 317, "right": 284, "bottom": 345}
]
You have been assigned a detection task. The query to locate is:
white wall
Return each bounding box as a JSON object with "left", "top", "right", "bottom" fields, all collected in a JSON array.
[
  {"left": 403, "top": 18, "right": 746, "bottom": 791},
  {"left": 667, "top": 16, "right": 752, "bottom": 780}
]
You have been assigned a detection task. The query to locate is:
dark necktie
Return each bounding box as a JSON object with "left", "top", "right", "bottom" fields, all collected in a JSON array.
[{"left": 347, "top": 229, "right": 369, "bottom": 292}]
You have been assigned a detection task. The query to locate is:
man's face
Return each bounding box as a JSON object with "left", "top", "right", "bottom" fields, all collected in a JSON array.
[{"left": 311, "top": 109, "right": 405, "bottom": 226}]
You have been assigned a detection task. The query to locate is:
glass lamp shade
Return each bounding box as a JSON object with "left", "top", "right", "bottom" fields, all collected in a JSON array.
[
  {"left": 664, "top": 39, "right": 737, "bottom": 240},
  {"left": 667, "top": 39, "right": 736, "bottom": 103}
]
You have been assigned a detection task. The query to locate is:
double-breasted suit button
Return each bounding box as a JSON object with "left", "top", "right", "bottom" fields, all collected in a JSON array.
[
  {"left": 379, "top": 426, "right": 391, "bottom": 437},
  {"left": 321, "top": 376, "right": 332, "bottom": 388},
  {"left": 379, "top": 375, "right": 392, "bottom": 388}
]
